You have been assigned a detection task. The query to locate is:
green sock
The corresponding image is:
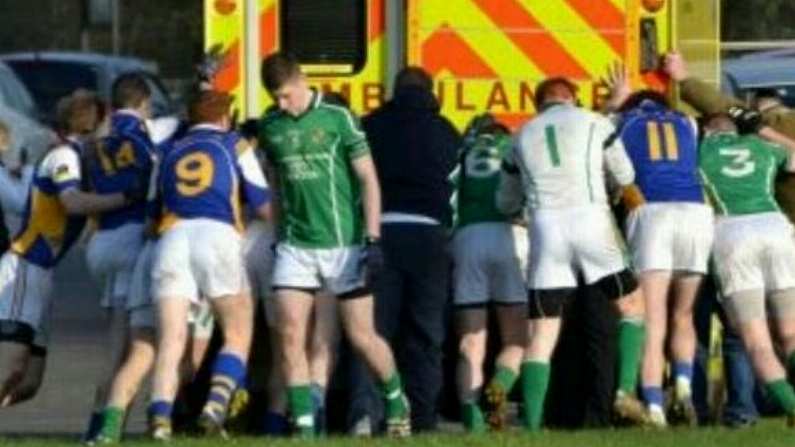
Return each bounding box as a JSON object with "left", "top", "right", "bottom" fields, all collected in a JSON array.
[
  {"left": 490, "top": 364, "right": 519, "bottom": 394},
  {"left": 617, "top": 318, "right": 645, "bottom": 394},
  {"left": 287, "top": 385, "right": 314, "bottom": 438},
  {"left": 521, "top": 361, "right": 550, "bottom": 431},
  {"left": 380, "top": 371, "right": 408, "bottom": 419},
  {"left": 461, "top": 401, "right": 486, "bottom": 433},
  {"left": 765, "top": 379, "right": 795, "bottom": 415},
  {"left": 99, "top": 406, "right": 125, "bottom": 441}
]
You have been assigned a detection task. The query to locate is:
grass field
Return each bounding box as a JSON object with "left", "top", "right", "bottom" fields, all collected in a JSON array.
[{"left": 1, "top": 419, "right": 792, "bottom": 447}]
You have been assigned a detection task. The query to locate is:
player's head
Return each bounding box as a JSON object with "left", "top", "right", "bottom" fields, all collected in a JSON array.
[
  {"left": 188, "top": 90, "right": 233, "bottom": 130},
  {"left": 752, "top": 87, "right": 783, "bottom": 112},
  {"left": 55, "top": 89, "right": 105, "bottom": 138},
  {"left": 394, "top": 66, "right": 433, "bottom": 95},
  {"left": 702, "top": 112, "right": 737, "bottom": 135},
  {"left": 0, "top": 120, "right": 9, "bottom": 153},
  {"left": 261, "top": 52, "right": 310, "bottom": 117},
  {"left": 617, "top": 89, "right": 670, "bottom": 113},
  {"left": 534, "top": 77, "right": 578, "bottom": 110},
  {"left": 111, "top": 73, "right": 152, "bottom": 118}
]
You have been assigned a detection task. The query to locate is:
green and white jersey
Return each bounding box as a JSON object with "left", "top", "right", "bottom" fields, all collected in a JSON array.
[
  {"left": 699, "top": 132, "right": 790, "bottom": 216},
  {"left": 456, "top": 132, "right": 513, "bottom": 228},
  {"left": 508, "top": 104, "right": 634, "bottom": 210},
  {"left": 259, "top": 91, "right": 369, "bottom": 248}
]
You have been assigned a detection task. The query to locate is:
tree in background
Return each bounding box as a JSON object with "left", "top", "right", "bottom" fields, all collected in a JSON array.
[{"left": 723, "top": 0, "right": 795, "bottom": 41}]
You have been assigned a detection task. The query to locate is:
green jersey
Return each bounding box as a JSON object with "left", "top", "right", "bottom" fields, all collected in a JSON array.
[
  {"left": 455, "top": 132, "right": 513, "bottom": 227},
  {"left": 699, "top": 132, "right": 789, "bottom": 215},
  {"left": 259, "top": 91, "right": 370, "bottom": 248}
]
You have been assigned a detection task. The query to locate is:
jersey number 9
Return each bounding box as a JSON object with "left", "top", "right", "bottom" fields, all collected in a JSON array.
[{"left": 176, "top": 152, "right": 214, "bottom": 196}]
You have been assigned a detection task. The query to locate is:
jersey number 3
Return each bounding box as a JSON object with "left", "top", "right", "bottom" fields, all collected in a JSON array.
[
  {"left": 176, "top": 152, "right": 214, "bottom": 196},
  {"left": 718, "top": 147, "right": 755, "bottom": 178}
]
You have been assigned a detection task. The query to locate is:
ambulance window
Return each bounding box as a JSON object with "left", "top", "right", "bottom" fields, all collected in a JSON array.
[{"left": 280, "top": 0, "right": 367, "bottom": 76}]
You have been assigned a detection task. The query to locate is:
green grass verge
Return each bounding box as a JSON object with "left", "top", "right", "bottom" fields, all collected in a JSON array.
[{"left": 0, "top": 419, "right": 791, "bottom": 447}]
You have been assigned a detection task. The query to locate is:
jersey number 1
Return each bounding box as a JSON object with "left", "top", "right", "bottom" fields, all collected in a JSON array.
[{"left": 545, "top": 125, "right": 561, "bottom": 167}]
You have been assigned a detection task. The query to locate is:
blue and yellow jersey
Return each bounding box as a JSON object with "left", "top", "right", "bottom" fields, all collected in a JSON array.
[
  {"left": 157, "top": 125, "right": 270, "bottom": 233},
  {"left": 10, "top": 138, "right": 87, "bottom": 268},
  {"left": 618, "top": 101, "right": 703, "bottom": 204},
  {"left": 86, "top": 111, "right": 155, "bottom": 230}
]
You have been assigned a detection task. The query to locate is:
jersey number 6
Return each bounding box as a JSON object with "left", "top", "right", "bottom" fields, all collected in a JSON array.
[{"left": 176, "top": 152, "right": 214, "bottom": 196}]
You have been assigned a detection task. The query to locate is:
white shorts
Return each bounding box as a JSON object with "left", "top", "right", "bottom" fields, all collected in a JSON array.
[
  {"left": 129, "top": 296, "right": 215, "bottom": 338},
  {"left": 626, "top": 202, "right": 714, "bottom": 274},
  {"left": 529, "top": 206, "right": 629, "bottom": 290},
  {"left": 152, "top": 219, "right": 248, "bottom": 303},
  {"left": 131, "top": 239, "right": 217, "bottom": 335},
  {"left": 243, "top": 220, "right": 276, "bottom": 301},
  {"left": 189, "top": 299, "right": 215, "bottom": 340},
  {"left": 713, "top": 212, "right": 795, "bottom": 297},
  {"left": 271, "top": 243, "right": 364, "bottom": 296},
  {"left": 86, "top": 223, "right": 145, "bottom": 308},
  {"left": 0, "top": 252, "right": 54, "bottom": 348},
  {"left": 452, "top": 222, "right": 528, "bottom": 306},
  {"left": 128, "top": 240, "right": 155, "bottom": 328}
]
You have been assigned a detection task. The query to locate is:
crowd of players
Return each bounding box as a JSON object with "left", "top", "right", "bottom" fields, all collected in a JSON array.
[{"left": 0, "top": 49, "right": 793, "bottom": 443}]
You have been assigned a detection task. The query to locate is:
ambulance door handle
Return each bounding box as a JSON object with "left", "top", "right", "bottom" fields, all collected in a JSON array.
[{"left": 640, "top": 18, "right": 659, "bottom": 73}]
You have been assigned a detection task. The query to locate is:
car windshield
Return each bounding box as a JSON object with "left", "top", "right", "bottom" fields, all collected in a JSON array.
[
  {"left": 0, "top": 66, "right": 37, "bottom": 118},
  {"left": 5, "top": 60, "right": 98, "bottom": 121}
]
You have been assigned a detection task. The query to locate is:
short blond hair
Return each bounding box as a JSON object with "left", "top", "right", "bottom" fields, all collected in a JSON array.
[
  {"left": 55, "top": 89, "right": 104, "bottom": 135},
  {"left": 0, "top": 120, "right": 9, "bottom": 150}
]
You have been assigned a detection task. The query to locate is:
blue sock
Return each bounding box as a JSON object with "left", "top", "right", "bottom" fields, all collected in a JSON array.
[
  {"left": 204, "top": 352, "right": 247, "bottom": 419},
  {"left": 211, "top": 352, "right": 247, "bottom": 384},
  {"left": 673, "top": 362, "right": 694, "bottom": 382},
  {"left": 310, "top": 383, "right": 326, "bottom": 434},
  {"left": 148, "top": 400, "right": 173, "bottom": 419},
  {"left": 262, "top": 411, "right": 290, "bottom": 435},
  {"left": 642, "top": 386, "right": 664, "bottom": 408}
]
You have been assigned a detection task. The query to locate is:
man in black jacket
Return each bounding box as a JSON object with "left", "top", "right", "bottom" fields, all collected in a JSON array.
[{"left": 347, "top": 67, "right": 460, "bottom": 433}]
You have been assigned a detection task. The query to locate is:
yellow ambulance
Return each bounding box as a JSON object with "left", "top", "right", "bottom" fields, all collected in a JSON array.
[{"left": 204, "top": 0, "right": 720, "bottom": 128}]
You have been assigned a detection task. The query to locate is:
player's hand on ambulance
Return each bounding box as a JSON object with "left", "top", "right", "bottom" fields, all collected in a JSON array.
[
  {"left": 663, "top": 52, "right": 689, "bottom": 82},
  {"left": 362, "top": 236, "right": 385, "bottom": 280},
  {"left": 604, "top": 61, "right": 631, "bottom": 112}
]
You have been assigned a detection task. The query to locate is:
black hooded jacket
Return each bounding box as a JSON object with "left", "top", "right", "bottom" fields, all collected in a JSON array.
[{"left": 363, "top": 86, "right": 461, "bottom": 226}]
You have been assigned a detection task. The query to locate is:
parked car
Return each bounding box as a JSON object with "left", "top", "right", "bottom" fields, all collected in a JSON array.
[
  {"left": 0, "top": 61, "right": 53, "bottom": 166},
  {"left": 722, "top": 49, "right": 795, "bottom": 107},
  {"left": 0, "top": 52, "right": 178, "bottom": 125}
]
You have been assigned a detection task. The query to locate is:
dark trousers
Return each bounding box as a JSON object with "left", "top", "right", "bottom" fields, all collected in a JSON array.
[
  {"left": 546, "top": 282, "right": 617, "bottom": 428},
  {"left": 347, "top": 223, "right": 450, "bottom": 432}
]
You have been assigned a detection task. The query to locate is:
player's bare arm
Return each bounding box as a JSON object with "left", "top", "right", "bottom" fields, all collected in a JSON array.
[
  {"left": 58, "top": 189, "right": 127, "bottom": 216},
  {"left": 351, "top": 154, "right": 381, "bottom": 239},
  {"left": 263, "top": 161, "right": 281, "bottom": 227},
  {"left": 758, "top": 126, "right": 795, "bottom": 172}
]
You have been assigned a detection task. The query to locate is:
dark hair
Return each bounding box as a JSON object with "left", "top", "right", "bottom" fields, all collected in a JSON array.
[
  {"left": 261, "top": 52, "right": 302, "bottom": 92},
  {"left": 111, "top": 73, "right": 151, "bottom": 109},
  {"left": 464, "top": 113, "right": 509, "bottom": 138},
  {"left": 394, "top": 66, "right": 433, "bottom": 93},
  {"left": 617, "top": 89, "right": 670, "bottom": 113},
  {"left": 534, "top": 77, "right": 578, "bottom": 109}
]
